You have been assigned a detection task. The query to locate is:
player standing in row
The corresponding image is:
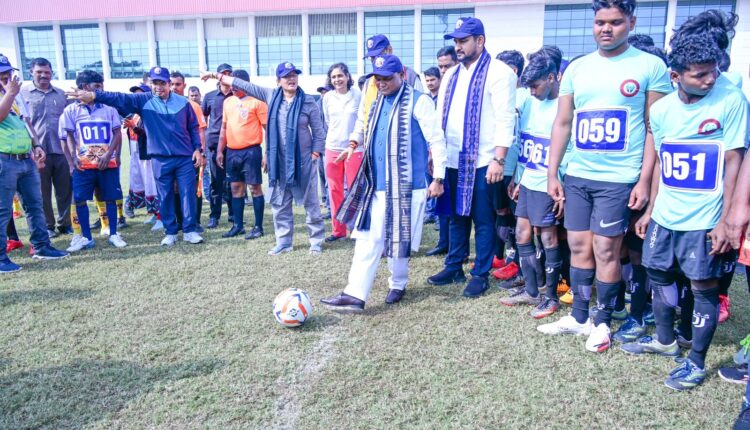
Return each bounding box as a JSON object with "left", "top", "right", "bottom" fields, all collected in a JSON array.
[{"left": 538, "top": 0, "right": 673, "bottom": 353}]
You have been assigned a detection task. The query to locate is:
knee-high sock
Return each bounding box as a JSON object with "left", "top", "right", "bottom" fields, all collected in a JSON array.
[
  {"left": 719, "top": 254, "right": 735, "bottom": 296},
  {"left": 544, "top": 246, "right": 562, "bottom": 301},
  {"left": 96, "top": 200, "right": 109, "bottom": 231},
  {"left": 519, "top": 242, "right": 541, "bottom": 297},
  {"left": 688, "top": 287, "right": 720, "bottom": 369},
  {"left": 70, "top": 204, "right": 81, "bottom": 235},
  {"left": 571, "top": 267, "right": 595, "bottom": 324},
  {"left": 77, "top": 204, "right": 92, "bottom": 240},
  {"left": 615, "top": 280, "right": 627, "bottom": 313},
  {"left": 116, "top": 199, "right": 124, "bottom": 220},
  {"left": 7, "top": 218, "right": 19, "bottom": 241},
  {"left": 678, "top": 278, "right": 694, "bottom": 340},
  {"left": 629, "top": 264, "right": 649, "bottom": 324},
  {"left": 232, "top": 197, "right": 245, "bottom": 229},
  {"left": 594, "top": 280, "right": 620, "bottom": 326},
  {"left": 560, "top": 240, "right": 571, "bottom": 283},
  {"left": 106, "top": 202, "right": 118, "bottom": 236},
  {"left": 651, "top": 281, "right": 678, "bottom": 345},
  {"left": 196, "top": 196, "right": 203, "bottom": 226},
  {"left": 252, "top": 195, "right": 265, "bottom": 229}
]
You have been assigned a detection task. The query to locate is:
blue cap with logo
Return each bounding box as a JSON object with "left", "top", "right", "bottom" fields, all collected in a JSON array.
[
  {"left": 0, "top": 54, "right": 18, "bottom": 73},
  {"left": 276, "top": 62, "right": 302, "bottom": 79},
  {"left": 364, "top": 55, "right": 404, "bottom": 79},
  {"left": 149, "top": 66, "right": 170, "bottom": 83},
  {"left": 444, "top": 17, "right": 485, "bottom": 40},
  {"left": 364, "top": 34, "right": 390, "bottom": 58},
  {"left": 129, "top": 84, "right": 151, "bottom": 93}
]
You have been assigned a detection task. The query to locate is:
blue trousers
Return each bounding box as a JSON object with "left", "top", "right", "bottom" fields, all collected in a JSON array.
[
  {"left": 152, "top": 156, "right": 197, "bottom": 235},
  {"left": 444, "top": 166, "right": 496, "bottom": 277},
  {"left": 0, "top": 156, "right": 50, "bottom": 259}
]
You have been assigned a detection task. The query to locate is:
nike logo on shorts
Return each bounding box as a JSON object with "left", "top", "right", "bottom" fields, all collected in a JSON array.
[{"left": 599, "top": 219, "right": 623, "bottom": 228}]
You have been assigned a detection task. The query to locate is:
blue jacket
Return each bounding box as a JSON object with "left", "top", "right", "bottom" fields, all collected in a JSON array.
[{"left": 95, "top": 91, "right": 200, "bottom": 157}]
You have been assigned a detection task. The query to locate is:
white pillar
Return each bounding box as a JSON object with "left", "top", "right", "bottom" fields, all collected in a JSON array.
[
  {"left": 301, "top": 14, "right": 310, "bottom": 74},
  {"left": 197, "top": 17, "right": 206, "bottom": 73},
  {"left": 664, "top": 0, "right": 678, "bottom": 50},
  {"left": 147, "top": 19, "right": 157, "bottom": 68},
  {"left": 98, "top": 21, "right": 111, "bottom": 79},
  {"left": 248, "top": 16, "right": 257, "bottom": 77},
  {"left": 413, "top": 6, "right": 422, "bottom": 73},
  {"left": 356, "top": 11, "right": 365, "bottom": 76},
  {"left": 52, "top": 22, "right": 65, "bottom": 80}
]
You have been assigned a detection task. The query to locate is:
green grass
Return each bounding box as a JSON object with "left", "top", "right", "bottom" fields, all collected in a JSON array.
[{"left": 0, "top": 150, "right": 747, "bottom": 429}]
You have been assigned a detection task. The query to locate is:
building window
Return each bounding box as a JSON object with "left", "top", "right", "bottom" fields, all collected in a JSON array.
[
  {"left": 109, "top": 42, "right": 149, "bottom": 79},
  {"left": 256, "top": 16, "right": 302, "bottom": 77},
  {"left": 310, "top": 13, "right": 357, "bottom": 75},
  {"left": 206, "top": 39, "right": 251, "bottom": 74},
  {"left": 675, "top": 0, "right": 736, "bottom": 27},
  {"left": 157, "top": 40, "right": 198, "bottom": 77},
  {"left": 364, "top": 11, "right": 414, "bottom": 73},
  {"left": 421, "top": 8, "right": 474, "bottom": 70},
  {"left": 17, "top": 26, "right": 58, "bottom": 80},
  {"left": 61, "top": 24, "right": 102, "bottom": 80},
  {"left": 543, "top": 2, "right": 668, "bottom": 59}
]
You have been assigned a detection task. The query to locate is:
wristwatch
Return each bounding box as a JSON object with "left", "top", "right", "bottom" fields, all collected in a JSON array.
[{"left": 493, "top": 157, "right": 505, "bottom": 165}]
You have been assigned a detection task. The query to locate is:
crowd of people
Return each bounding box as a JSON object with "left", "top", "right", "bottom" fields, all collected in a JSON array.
[{"left": 1, "top": 0, "right": 749, "bottom": 426}]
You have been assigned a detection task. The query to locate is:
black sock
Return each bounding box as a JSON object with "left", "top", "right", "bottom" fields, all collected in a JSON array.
[
  {"left": 196, "top": 196, "right": 203, "bottom": 225},
  {"left": 231, "top": 197, "right": 245, "bottom": 229},
  {"left": 651, "top": 282, "right": 677, "bottom": 345},
  {"left": 570, "top": 267, "right": 595, "bottom": 324},
  {"left": 615, "top": 280, "right": 626, "bottom": 313},
  {"left": 688, "top": 287, "right": 720, "bottom": 369},
  {"left": 560, "top": 239, "right": 571, "bottom": 283},
  {"left": 593, "top": 280, "right": 619, "bottom": 326},
  {"left": 544, "top": 246, "right": 562, "bottom": 301},
  {"left": 7, "top": 218, "right": 19, "bottom": 241},
  {"left": 535, "top": 245, "right": 545, "bottom": 288},
  {"left": 678, "top": 279, "right": 694, "bottom": 340},
  {"left": 252, "top": 195, "right": 265, "bottom": 229},
  {"left": 518, "top": 242, "right": 540, "bottom": 297},
  {"left": 629, "top": 264, "right": 648, "bottom": 324},
  {"left": 719, "top": 252, "right": 736, "bottom": 296}
]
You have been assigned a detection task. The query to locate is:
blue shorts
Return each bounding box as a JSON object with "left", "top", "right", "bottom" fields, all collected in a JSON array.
[
  {"left": 72, "top": 168, "right": 123, "bottom": 203},
  {"left": 642, "top": 220, "right": 723, "bottom": 281}
]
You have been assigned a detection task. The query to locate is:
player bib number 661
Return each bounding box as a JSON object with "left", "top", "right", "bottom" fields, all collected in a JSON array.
[
  {"left": 574, "top": 108, "right": 629, "bottom": 152},
  {"left": 519, "top": 132, "right": 551, "bottom": 171},
  {"left": 660, "top": 141, "right": 721, "bottom": 192}
]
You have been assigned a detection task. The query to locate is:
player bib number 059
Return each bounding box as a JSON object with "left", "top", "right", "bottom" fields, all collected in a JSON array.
[
  {"left": 660, "top": 141, "right": 721, "bottom": 192},
  {"left": 519, "top": 132, "right": 551, "bottom": 171},
  {"left": 574, "top": 108, "right": 629, "bottom": 152}
]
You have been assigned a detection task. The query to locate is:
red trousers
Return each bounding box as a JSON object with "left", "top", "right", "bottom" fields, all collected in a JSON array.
[{"left": 325, "top": 149, "right": 364, "bottom": 237}]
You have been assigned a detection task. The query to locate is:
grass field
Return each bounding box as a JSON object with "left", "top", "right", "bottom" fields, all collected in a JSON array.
[{"left": 0, "top": 150, "right": 748, "bottom": 429}]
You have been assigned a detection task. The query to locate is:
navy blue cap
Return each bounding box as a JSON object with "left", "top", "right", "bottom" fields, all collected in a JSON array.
[
  {"left": 0, "top": 54, "right": 18, "bottom": 73},
  {"left": 149, "top": 66, "right": 170, "bottom": 83},
  {"left": 444, "top": 17, "right": 485, "bottom": 40},
  {"left": 317, "top": 85, "right": 334, "bottom": 93},
  {"left": 364, "top": 55, "right": 404, "bottom": 79},
  {"left": 217, "top": 63, "right": 233, "bottom": 73},
  {"left": 364, "top": 34, "right": 390, "bottom": 58},
  {"left": 129, "top": 84, "right": 151, "bottom": 93},
  {"left": 276, "top": 62, "right": 302, "bottom": 79}
]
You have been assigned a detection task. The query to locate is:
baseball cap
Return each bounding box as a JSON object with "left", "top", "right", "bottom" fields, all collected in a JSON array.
[
  {"left": 364, "top": 34, "right": 390, "bottom": 58},
  {"left": 444, "top": 17, "right": 485, "bottom": 40},
  {"left": 149, "top": 66, "right": 170, "bottom": 83},
  {"left": 0, "top": 54, "right": 18, "bottom": 73},
  {"left": 129, "top": 84, "right": 151, "bottom": 93},
  {"left": 316, "top": 85, "right": 334, "bottom": 93},
  {"left": 276, "top": 62, "right": 302, "bottom": 79},
  {"left": 364, "top": 55, "right": 404, "bottom": 79},
  {"left": 217, "top": 63, "right": 233, "bottom": 74}
]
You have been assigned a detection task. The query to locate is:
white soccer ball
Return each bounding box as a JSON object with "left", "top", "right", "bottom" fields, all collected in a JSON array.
[{"left": 273, "top": 288, "right": 312, "bottom": 327}]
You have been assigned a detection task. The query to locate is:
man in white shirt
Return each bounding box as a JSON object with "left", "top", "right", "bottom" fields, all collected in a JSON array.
[{"left": 427, "top": 17, "right": 517, "bottom": 297}]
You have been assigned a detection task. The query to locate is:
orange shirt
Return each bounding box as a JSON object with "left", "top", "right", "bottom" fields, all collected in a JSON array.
[
  {"left": 222, "top": 95, "right": 268, "bottom": 150},
  {"left": 189, "top": 100, "right": 208, "bottom": 129}
]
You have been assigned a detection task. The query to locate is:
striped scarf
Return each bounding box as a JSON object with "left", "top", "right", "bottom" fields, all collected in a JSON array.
[
  {"left": 337, "top": 83, "right": 414, "bottom": 258},
  {"left": 441, "top": 49, "right": 491, "bottom": 216}
]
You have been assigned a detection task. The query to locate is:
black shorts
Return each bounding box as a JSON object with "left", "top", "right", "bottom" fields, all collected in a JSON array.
[
  {"left": 563, "top": 175, "right": 634, "bottom": 237},
  {"left": 515, "top": 185, "right": 556, "bottom": 227},
  {"left": 642, "top": 221, "right": 723, "bottom": 281},
  {"left": 227, "top": 146, "right": 262, "bottom": 185}
]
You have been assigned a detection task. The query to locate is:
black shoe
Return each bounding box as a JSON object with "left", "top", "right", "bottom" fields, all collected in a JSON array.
[
  {"left": 117, "top": 218, "right": 128, "bottom": 229},
  {"left": 463, "top": 276, "right": 490, "bottom": 298},
  {"left": 425, "top": 246, "right": 447, "bottom": 257},
  {"left": 735, "top": 402, "right": 750, "bottom": 430},
  {"left": 245, "top": 226, "right": 264, "bottom": 240},
  {"left": 427, "top": 268, "right": 467, "bottom": 286},
  {"left": 58, "top": 226, "right": 73, "bottom": 235},
  {"left": 31, "top": 246, "right": 69, "bottom": 260},
  {"left": 222, "top": 225, "right": 245, "bottom": 238},
  {"left": 719, "top": 363, "right": 749, "bottom": 384},
  {"left": 195, "top": 225, "right": 205, "bottom": 234},
  {"left": 207, "top": 218, "right": 219, "bottom": 229},
  {"left": 385, "top": 288, "right": 405, "bottom": 304},
  {"left": 325, "top": 234, "right": 346, "bottom": 243},
  {"left": 320, "top": 292, "right": 365, "bottom": 312}
]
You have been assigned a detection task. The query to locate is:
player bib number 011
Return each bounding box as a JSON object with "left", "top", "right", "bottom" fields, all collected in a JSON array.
[
  {"left": 660, "top": 141, "right": 721, "bottom": 192},
  {"left": 574, "top": 108, "right": 629, "bottom": 152},
  {"left": 76, "top": 120, "right": 115, "bottom": 169},
  {"left": 519, "top": 132, "right": 551, "bottom": 171}
]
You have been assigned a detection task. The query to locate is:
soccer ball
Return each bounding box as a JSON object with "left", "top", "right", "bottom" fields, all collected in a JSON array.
[{"left": 273, "top": 288, "right": 312, "bottom": 327}]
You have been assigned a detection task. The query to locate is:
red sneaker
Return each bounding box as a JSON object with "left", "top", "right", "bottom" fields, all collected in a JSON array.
[
  {"left": 492, "top": 256, "right": 507, "bottom": 269},
  {"left": 6, "top": 239, "right": 24, "bottom": 253},
  {"left": 493, "top": 262, "right": 519, "bottom": 280},
  {"left": 719, "top": 294, "right": 730, "bottom": 324}
]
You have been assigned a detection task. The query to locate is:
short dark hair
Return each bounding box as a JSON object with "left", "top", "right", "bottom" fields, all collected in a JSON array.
[
  {"left": 641, "top": 45, "right": 668, "bottom": 67},
  {"left": 423, "top": 67, "right": 441, "bottom": 80},
  {"left": 357, "top": 75, "right": 367, "bottom": 90},
  {"left": 717, "top": 50, "right": 731, "bottom": 72},
  {"left": 497, "top": 50, "right": 525, "bottom": 78},
  {"left": 672, "top": 9, "right": 738, "bottom": 51},
  {"left": 668, "top": 33, "right": 719, "bottom": 73},
  {"left": 592, "top": 0, "right": 636, "bottom": 17},
  {"left": 628, "top": 34, "right": 655, "bottom": 50},
  {"left": 232, "top": 69, "right": 250, "bottom": 82},
  {"left": 520, "top": 46, "right": 563, "bottom": 87},
  {"left": 326, "top": 63, "right": 354, "bottom": 90},
  {"left": 188, "top": 86, "right": 201, "bottom": 93},
  {"left": 436, "top": 45, "right": 458, "bottom": 62},
  {"left": 30, "top": 57, "right": 52, "bottom": 70},
  {"left": 169, "top": 71, "right": 185, "bottom": 81},
  {"left": 75, "top": 70, "right": 104, "bottom": 89}
]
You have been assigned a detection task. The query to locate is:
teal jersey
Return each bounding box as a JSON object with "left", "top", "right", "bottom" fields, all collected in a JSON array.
[
  {"left": 560, "top": 46, "right": 672, "bottom": 183},
  {"left": 505, "top": 87, "right": 530, "bottom": 178},
  {"left": 650, "top": 84, "right": 749, "bottom": 231},
  {"left": 519, "top": 96, "right": 559, "bottom": 192}
]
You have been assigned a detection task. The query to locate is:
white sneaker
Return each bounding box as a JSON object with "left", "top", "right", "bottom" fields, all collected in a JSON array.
[
  {"left": 161, "top": 234, "right": 178, "bottom": 246},
  {"left": 537, "top": 314, "right": 592, "bottom": 336},
  {"left": 144, "top": 214, "right": 157, "bottom": 225},
  {"left": 108, "top": 233, "right": 127, "bottom": 248},
  {"left": 100, "top": 226, "right": 110, "bottom": 237},
  {"left": 183, "top": 231, "right": 204, "bottom": 244},
  {"left": 151, "top": 220, "right": 164, "bottom": 232},
  {"left": 66, "top": 234, "right": 95, "bottom": 252},
  {"left": 585, "top": 323, "right": 612, "bottom": 353}
]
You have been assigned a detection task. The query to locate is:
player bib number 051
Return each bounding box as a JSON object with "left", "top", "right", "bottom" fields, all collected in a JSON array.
[
  {"left": 574, "top": 108, "right": 629, "bottom": 152},
  {"left": 660, "top": 141, "right": 721, "bottom": 192},
  {"left": 519, "top": 132, "right": 551, "bottom": 171}
]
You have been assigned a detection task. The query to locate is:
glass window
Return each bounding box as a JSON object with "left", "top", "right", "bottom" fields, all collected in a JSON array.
[
  {"left": 61, "top": 24, "right": 102, "bottom": 80},
  {"left": 310, "top": 13, "right": 357, "bottom": 75},
  {"left": 17, "top": 26, "right": 58, "bottom": 80},
  {"left": 109, "top": 42, "right": 149, "bottom": 79},
  {"left": 157, "top": 40, "right": 198, "bottom": 77},
  {"left": 421, "top": 8, "right": 474, "bottom": 70},
  {"left": 206, "top": 39, "right": 250, "bottom": 73},
  {"left": 543, "top": 2, "right": 668, "bottom": 59},
  {"left": 675, "top": 0, "right": 735, "bottom": 27},
  {"left": 256, "top": 16, "right": 302, "bottom": 77},
  {"left": 364, "top": 11, "right": 415, "bottom": 73}
]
